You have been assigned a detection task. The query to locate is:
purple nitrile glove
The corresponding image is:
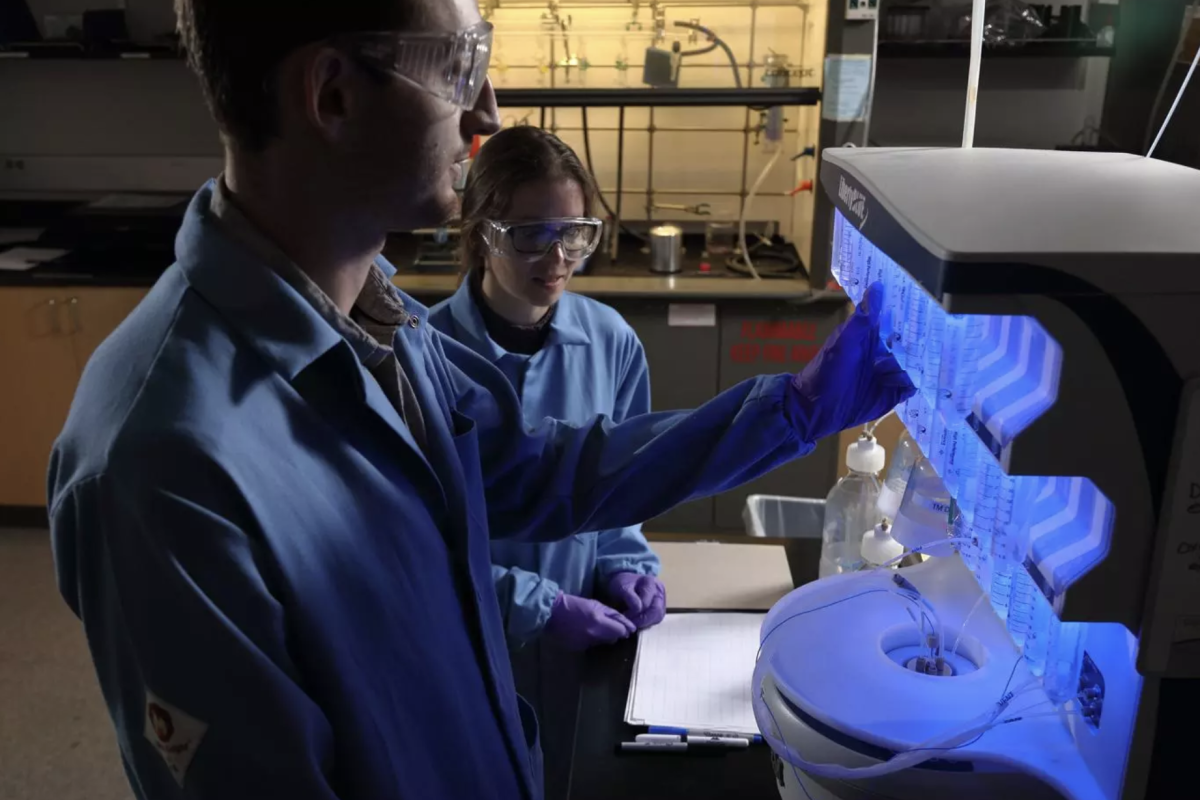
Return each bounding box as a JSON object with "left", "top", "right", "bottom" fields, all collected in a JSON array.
[
  {"left": 544, "top": 592, "right": 637, "bottom": 651},
  {"left": 606, "top": 573, "right": 667, "bottom": 630},
  {"left": 788, "top": 281, "right": 915, "bottom": 443}
]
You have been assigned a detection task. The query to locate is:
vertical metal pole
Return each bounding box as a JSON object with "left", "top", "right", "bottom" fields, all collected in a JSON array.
[
  {"left": 645, "top": 106, "right": 656, "bottom": 232},
  {"left": 739, "top": 2, "right": 759, "bottom": 220},
  {"left": 549, "top": 28, "right": 558, "bottom": 133},
  {"left": 612, "top": 105, "right": 626, "bottom": 261}
]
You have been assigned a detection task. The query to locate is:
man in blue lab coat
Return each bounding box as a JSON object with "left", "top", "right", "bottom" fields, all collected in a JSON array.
[{"left": 47, "top": 1, "right": 914, "bottom": 799}]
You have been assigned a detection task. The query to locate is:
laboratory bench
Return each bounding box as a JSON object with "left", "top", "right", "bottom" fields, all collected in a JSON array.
[
  {"left": 0, "top": 218, "right": 848, "bottom": 526},
  {"left": 567, "top": 536, "right": 818, "bottom": 800}
]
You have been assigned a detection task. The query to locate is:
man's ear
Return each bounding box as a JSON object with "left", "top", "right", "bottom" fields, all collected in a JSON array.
[{"left": 303, "top": 47, "right": 355, "bottom": 142}]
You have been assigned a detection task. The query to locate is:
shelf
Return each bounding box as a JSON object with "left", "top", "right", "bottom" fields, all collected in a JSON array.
[
  {"left": 877, "top": 40, "right": 1115, "bottom": 59},
  {"left": 495, "top": 87, "right": 821, "bottom": 107},
  {"left": 0, "top": 43, "right": 180, "bottom": 60},
  {"left": 0, "top": 49, "right": 824, "bottom": 108}
]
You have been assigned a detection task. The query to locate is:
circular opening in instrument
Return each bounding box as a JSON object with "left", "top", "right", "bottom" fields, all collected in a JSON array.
[{"left": 879, "top": 624, "right": 985, "bottom": 677}]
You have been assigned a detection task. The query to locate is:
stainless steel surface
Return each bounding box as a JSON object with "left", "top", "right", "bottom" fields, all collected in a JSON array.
[{"left": 649, "top": 224, "right": 684, "bottom": 273}]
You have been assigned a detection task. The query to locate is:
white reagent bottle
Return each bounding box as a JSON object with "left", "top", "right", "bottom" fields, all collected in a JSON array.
[{"left": 819, "top": 434, "right": 886, "bottom": 578}]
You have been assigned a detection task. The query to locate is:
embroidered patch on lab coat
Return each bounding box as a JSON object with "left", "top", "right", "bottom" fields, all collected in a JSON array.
[{"left": 143, "top": 688, "right": 208, "bottom": 787}]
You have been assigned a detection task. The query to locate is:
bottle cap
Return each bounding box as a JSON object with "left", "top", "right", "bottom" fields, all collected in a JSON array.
[
  {"left": 861, "top": 521, "right": 905, "bottom": 566},
  {"left": 846, "top": 434, "right": 885, "bottom": 475}
]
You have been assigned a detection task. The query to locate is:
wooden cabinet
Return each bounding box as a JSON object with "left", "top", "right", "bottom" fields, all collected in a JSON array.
[
  {"left": 68, "top": 288, "right": 149, "bottom": 371},
  {"left": 0, "top": 287, "right": 148, "bottom": 507}
]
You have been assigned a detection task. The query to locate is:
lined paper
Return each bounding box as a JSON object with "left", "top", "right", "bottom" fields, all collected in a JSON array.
[{"left": 625, "top": 613, "right": 765, "bottom": 735}]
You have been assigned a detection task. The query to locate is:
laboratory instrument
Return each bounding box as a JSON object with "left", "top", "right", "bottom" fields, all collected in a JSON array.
[
  {"left": 754, "top": 147, "right": 1200, "bottom": 800},
  {"left": 649, "top": 224, "right": 684, "bottom": 273},
  {"left": 818, "top": 434, "right": 885, "bottom": 578},
  {"left": 860, "top": 520, "right": 904, "bottom": 568},
  {"left": 890, "top": 457, "right": 953, "bottom": 552},
  {"left": 705, "top": 220, "right": 738, "bottom": 257},
  {"left": 878, "top": 427, "right": 920, "bottom": 520}
]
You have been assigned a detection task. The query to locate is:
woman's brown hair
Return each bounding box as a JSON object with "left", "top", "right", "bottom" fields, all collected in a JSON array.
[{"left": 460, "top": 126, "right": 599, "bottom": 275}]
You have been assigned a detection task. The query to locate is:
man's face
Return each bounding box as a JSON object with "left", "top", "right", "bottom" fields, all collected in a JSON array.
[{"left": 332, "top": 0, "right": 500, "bottom": 231}]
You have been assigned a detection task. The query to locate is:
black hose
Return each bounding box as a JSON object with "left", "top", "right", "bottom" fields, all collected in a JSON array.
[
  {"left": 580, "top": 107, "right": 647, "bottom": 243},
  {"left": 679, "top": 40, "right": 719, "bottom": 58},
  {"left": 712, "top": 38, "right": 742, "bottom": 89},
  {"left": 725, "top": 238, "right": 807, "bottom": 279},
  {"left": 673, "top": 20, "right": 742, "bottom": 89}
]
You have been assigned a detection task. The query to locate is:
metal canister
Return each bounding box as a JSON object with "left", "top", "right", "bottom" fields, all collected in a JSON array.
[{"left": 649, "top": 224, "right": 683, "bottom": 273}]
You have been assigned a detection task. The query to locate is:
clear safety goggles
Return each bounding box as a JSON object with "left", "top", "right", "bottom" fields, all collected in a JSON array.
[
  {"left": 482, "top": 218, "right": 605, "bottom": 262},
  {"left": 345, "top": 21, "right": 494, "bottom": 110}
]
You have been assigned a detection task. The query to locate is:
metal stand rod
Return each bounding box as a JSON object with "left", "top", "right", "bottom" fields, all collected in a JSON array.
[
  {"left": 645, "top": 106, "right": 655, "bottom": 231},
  {"left": 548, "top": 125, "right": 794, "bottom": 134},
  {"left": 599, "top": 187, "right": 801, "bottom": 198},
  {"left": 490, "top": 62, "right": 789, "bottom": 70},
  {"left": 612, "top": 105, "right": 626, "bottom": 260},
  {"left": 739, "top": 2, "right": 759, "bottom": 222}
]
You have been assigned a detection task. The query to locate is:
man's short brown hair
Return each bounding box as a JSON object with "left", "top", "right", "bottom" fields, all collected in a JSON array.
[{"left": 175, "top": 0, "right": 422, "bottom": 151}]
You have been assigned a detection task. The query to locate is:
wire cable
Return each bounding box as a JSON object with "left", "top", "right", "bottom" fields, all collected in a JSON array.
[
  {"left": 759, "top": 653, "right": 1030, "bottom": 781},
  {"left": 760, "top": 688, "right": 817, "bottom": 800},
  {"left": 758, "top": 588, "right": 895, "bottom": 658}
]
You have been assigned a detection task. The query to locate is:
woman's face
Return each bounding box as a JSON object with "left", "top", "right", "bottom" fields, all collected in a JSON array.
[{"left": 484, "top": 177, "right": 586, "bottom": 311}]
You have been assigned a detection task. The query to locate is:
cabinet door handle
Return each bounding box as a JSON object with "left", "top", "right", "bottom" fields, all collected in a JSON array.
[
  {"left": 67, "top": 297, "right": 81, "bottom": 335},
  {"left": 46, "top": 298, "right": 62, "bottom": 336}
]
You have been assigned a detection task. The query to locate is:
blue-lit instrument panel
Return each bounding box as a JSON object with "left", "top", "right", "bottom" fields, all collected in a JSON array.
[{"left": 832, "top": 210, "right": 1116, "bottom": 678}]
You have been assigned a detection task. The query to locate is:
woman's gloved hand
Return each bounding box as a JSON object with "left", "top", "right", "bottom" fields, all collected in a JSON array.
[
  {"left": 606, "top": 573, "right": 667, "bottom": 630},
  {"left": 544, "top": 592, "right": 637, "bottom": 651},
  {"left": 788, "top": 281, "right": 916, "bottom": 443}
]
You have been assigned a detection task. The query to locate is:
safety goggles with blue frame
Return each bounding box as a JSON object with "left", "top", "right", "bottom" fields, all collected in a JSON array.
[{"left": 481, "top": 218, "right": 605, "bottom": 262}]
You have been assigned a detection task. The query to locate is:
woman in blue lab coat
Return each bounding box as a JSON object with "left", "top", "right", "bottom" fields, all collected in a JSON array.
[{"left": 429, "top": 126, "right": 665, "bottom": 800}]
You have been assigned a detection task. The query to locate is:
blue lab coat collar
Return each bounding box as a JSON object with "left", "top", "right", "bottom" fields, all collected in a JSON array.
[
  {"left": 175, "top": 181, "right": 410, "bottom": 384},
  {"left": 445, "top": 275, "right": 591, "bottom": 364}
]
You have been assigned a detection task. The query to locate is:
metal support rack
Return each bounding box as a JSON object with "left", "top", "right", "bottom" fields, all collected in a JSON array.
[
  {"left": 493, "top": 83, "right": 821, "bottom": 261},
  {"left": 486, "top": 1, "right": 818, "bottom": 265}
]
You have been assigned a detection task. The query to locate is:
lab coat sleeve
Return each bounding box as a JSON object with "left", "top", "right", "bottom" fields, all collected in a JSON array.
[
  {"left": 438, "top": 330, "right": 810, "bottom": 543},
  {"left": 50, "top": 457, "right": 341, "bottom": 800},
  {"left": 491, "top": 563, "right": 561, "bottom": 646},
  {"left": 593, "top": 336, "right": 660, "bottom": 582}
]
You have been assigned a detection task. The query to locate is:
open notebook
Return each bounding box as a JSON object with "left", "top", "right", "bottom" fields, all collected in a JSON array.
[{"left": 624, "top": 612, "right": 766, "bottom": 736}]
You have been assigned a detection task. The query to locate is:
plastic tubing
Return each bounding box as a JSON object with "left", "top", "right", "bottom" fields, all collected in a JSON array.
[
  {"left": 962, "top": 0, "right": 986, "bottom": 148},
  {"left": 876, "top": 536, "right": 972, "bottom": 570},
  {"left": 738, "top": 148, "right": 781, "bottom": 281},
  {"left": 762, "top": 703, "right": 1006, "bottom": 782},
  {"left": 1147, "top": 31, "right": 1200, "bottom": 158},
  {"left": 952, "top": 591, "right": 988, "bottom": 657}
]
